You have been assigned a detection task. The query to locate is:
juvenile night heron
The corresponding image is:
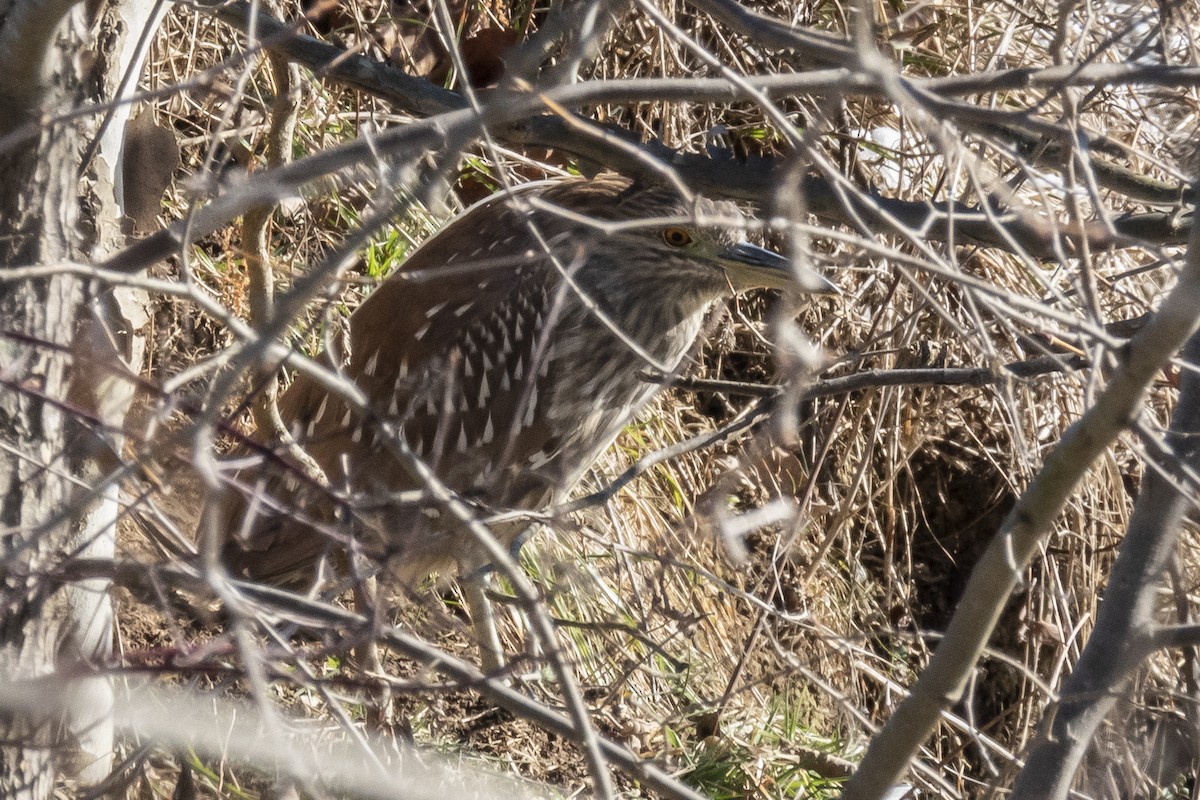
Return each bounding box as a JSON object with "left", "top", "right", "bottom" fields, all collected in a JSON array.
[{"left": 221, "top": 173, "right": 833, "bottom": 666}]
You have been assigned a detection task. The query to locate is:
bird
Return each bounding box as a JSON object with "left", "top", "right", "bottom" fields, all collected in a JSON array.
[{"left": 220, "top": 173, "right": 834, "bottom": 666}]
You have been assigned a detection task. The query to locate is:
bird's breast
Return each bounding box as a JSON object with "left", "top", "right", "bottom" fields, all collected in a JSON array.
[{"left": 535, "top": 300, "right": 710, "bottom": 488}]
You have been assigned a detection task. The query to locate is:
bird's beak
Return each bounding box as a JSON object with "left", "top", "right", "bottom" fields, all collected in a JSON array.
[{"left": 719, "top": 242, "right": 838, "bottom": 295}]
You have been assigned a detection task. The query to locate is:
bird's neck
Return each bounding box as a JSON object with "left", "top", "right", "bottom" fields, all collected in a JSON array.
[{"left": 572, "top": 257, "right": 720, "bottom": 360}]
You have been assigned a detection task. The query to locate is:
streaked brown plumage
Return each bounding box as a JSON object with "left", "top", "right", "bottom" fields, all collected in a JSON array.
[{"left": 221, "top": 174, "right": 832, "bottom": 591}]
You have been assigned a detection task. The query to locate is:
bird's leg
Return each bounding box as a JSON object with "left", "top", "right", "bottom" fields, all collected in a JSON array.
[
  {"left": 463, "top": 523, "right": 544, "bottom": 679},
  {"left": 462, "top": 565, "right": 506, "bottom": 675},
  {"left": 352, "top": 573, "right": 394, "bottom": 728},
  {"left": 508, "top": 524, "right": 546, "bottom": 669}
]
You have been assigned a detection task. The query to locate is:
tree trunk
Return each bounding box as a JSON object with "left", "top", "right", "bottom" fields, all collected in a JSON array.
[{"left": 0, "top": 0, "right": 156, "bottom": 793}]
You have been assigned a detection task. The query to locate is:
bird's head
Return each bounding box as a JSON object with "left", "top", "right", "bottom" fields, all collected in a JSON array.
[{"left": 534, "top": 175, "right": 837, "bottom": 300}]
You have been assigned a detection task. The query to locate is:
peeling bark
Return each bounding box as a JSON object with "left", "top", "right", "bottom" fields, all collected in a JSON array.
[{"left": 0, "top": 0, "right": 155, "bottom": 793}]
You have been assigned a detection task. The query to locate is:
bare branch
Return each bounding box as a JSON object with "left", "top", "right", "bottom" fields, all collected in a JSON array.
[
  {"left": 199, "top": 0, "right": 1195, "bottom": 260},
  {"left": 841, "top": 193, "right": 1200, "bottom": 800},
  {"left": 1007, "top": 331, "right": 1200, "bottom": 797},
  {"left": 51, "top": 557, "right": 710, "bottom": 800}
]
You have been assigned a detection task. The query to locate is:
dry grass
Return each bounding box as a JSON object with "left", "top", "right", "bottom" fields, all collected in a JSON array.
[{"left": 111, "top": 0, "right": 1200, "bottom": 797}]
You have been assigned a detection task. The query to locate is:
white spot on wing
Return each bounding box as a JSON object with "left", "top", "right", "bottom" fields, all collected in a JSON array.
[
  {"left": 478, "top": 373, "right": 491, "bottom": 406},
  {"left": 341, "top": 409, "right": 352, "bottom": 427},
  {"left": 313, "top": 396, "right": 329, "bottom": 425},
  {"left": 351, "top": 426, "right": 363, "bottom": 443},
  {"left": 481, "top": 415, "right": 494, "bottom": 444},
  {"left": 426, "top": 301, "right": 448, "bottom": 318},
  {"left": 456, "top": 425, "right": 469, "bottom": 453},
  {"left": 513, "top": 355, "right": 523, "bottom": 382},
  {"left": 364, "top": 350, "right": 379, "bottom": 376},
  {"left": 415, "top": 321, "right": 431, "bottom": 339},
  {"left": 527, "top": 446, "right": 555, "bottom": 469}
]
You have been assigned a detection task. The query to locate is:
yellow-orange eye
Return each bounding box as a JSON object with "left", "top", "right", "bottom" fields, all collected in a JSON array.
[{"left": 662, "top": 227, "right": 692, "bottom": 247}]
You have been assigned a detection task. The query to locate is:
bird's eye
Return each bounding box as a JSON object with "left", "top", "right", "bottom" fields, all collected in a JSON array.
[{"left": 662, "top": 227, "right": 692, "bottom": 247}]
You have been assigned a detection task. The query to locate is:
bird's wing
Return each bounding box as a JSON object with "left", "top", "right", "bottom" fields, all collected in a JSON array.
[
  {"left": 282, "top": 193, "right": 576, "bottom": 502},
  {"left": 224, "top": 189, "right": 589, "bottom": 581}
]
